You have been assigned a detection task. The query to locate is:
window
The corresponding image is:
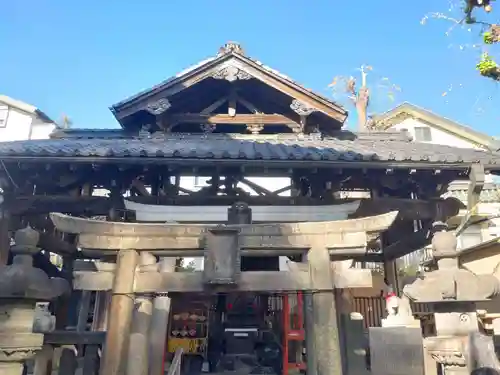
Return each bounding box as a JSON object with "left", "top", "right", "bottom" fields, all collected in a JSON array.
[
  {"left": 414, "top": 126, "right": 432, "bottom": 142},
  {"left": 458, "top": 225, "right": 483, "bottom": 250},
  {"left": 0, "top": 106, "right": 8, "bottom": 128}
]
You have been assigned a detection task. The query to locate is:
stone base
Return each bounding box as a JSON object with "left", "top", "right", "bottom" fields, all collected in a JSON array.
[
  {"left": 0, "top": 362, "right": 24, "bottom": 375},
  {"left": 381, "top": 315, "right": 420, "bottom": 328}
]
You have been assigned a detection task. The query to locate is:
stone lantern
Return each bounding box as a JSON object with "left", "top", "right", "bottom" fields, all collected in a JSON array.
[
  {"left": 0, "top": 226, "right": 69, "bottom": 375},
  {"left": 403, "top": 222, "right": 500, "bottom": 375}
]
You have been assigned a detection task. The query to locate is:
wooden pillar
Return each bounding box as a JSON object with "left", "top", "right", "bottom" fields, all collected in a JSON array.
[
  {"left": 148, "top": 257, "right": 176, "bottom": 375},
  {"left": 127, "top": 252, "right": 156, "bottom": 375},
  {"left": 100, "top": 249, "right": 139, "bottom": 375},
  {"left": 307, "top": 245, "right": 343, "bottom": 375}
]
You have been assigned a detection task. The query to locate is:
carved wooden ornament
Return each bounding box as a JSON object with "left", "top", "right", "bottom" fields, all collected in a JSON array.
[
  {"left": 290, "top": 100, "right": 316, "bottom": 116},
  {"left": 212, "top": 65, "right": 252, "bottom": 82},
  {"left": 145, "top": 98, "right": 171, "bottom": 115}
]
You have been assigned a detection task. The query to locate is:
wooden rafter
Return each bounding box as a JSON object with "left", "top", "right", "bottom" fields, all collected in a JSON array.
[
  {"left": 237, "top": 94, "right": 262, "bottom": 114},
  {"left": 200, "top": 96, "right": 228, "bottom": 115}
]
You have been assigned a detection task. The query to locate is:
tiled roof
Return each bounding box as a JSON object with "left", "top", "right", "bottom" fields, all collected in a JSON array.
[
  {"left": 443, "top": 182, "right": 500, "bottom": 203},
  {"left": 1, "top": 133, "right": 500, "bottom": 167}
]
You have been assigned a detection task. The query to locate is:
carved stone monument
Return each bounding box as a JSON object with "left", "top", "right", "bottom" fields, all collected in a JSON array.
[
  {"left": 203, "top": 226, "right": 241, "bottom": 285},
  {"left": 0, "top": 226, "right": 69, "bottom": 375},
  {"left": 403, "top": 222, "right": 500, "bottom": 375}
]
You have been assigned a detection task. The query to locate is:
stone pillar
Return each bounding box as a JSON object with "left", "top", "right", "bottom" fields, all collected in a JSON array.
[
  {"left": 148, "top": 257, "right": 176, "bottom": 375},
  {"left": 307, "top": 245, "right": 343, "bottom": 375},
  {"left": 100, "top": 249, "right": 139, "bottom": 375},
  {"left": 0, "top": 226, "right": 68, "bottom": 374},
  {"left": 127, "top": 252, "right": 156, "bottom": 375},
  {"left": 303, "top": 292, "right": 317, "bottom": 375},
  {"left": 403, "top": 222, "right": 500, "bottom": 375}
]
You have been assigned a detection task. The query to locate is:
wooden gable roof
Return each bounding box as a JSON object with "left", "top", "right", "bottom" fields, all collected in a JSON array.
[{"left": 110, "top": 42, "right": 347, "bottom": 130}]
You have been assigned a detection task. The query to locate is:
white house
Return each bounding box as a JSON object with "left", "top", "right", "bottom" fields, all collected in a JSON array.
[
  {"left": 0, "top": 95, "right": 57, "bottom": 142},
  {"left": 373, "top": 102, "right": 500, "bottom": 268}
]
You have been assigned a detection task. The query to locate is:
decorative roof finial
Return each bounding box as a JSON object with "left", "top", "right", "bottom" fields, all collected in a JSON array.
[{"left": 217, "top": 42, "right": 245, "bottom": 57}]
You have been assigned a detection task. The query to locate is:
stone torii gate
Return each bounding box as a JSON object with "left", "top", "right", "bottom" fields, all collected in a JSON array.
[{"left": 50, "top": 210, "right": 399, "bottom": 375}]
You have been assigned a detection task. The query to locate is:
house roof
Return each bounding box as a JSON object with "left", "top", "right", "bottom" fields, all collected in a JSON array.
[
  {"left": 373, "top": 102, "right": 500, "bottom": 152},
  {"left": 109, "top": 42, "right": 347, "bottom": 125},
  {"left": 443, "top": 181, "right": 500, "bottom": 203},
  {"left": 0, "top": 95, "right": 55, "bottom": 124},
  {"left": 1, "top": 131, "right": 500, "bottom": 169}
]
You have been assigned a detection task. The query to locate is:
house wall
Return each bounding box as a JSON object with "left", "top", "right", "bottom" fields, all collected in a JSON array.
[
  {"left": 459, "top": 244, "right": 500, "bottom": 314},
  {"left": 30, "top": 116, "right": 57, "bottom": 140},
  {"left": 391, "top": 118, "right": 483, "bottom": 150},
  {"left": 0, "top": 105, "right": 56, "bottom": 142}
]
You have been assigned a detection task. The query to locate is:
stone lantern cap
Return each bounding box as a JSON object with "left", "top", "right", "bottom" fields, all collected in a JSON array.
[
  {"left": 403, "top": 227, "right": 500, "bottom": 303},
  {"left": 0, "top": 226, "right": 69, "bottom": 300}
]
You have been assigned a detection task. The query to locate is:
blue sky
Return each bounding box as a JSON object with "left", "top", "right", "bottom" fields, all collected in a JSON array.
[{"left": 1, "top": 0, "right": 499, "bottom": 134}]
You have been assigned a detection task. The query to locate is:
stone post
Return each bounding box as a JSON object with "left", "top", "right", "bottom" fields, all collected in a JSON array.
[
  {"left": 0, "top": 226, "right": 69, "bottom": 375},
  {"left": 148, "top": 257, "right": 176, "bottom": 375},
  {"left": 403, "top": 222, "right": 500, "bottom": 375},
  {"left": 100, "top": 249, "right": 139, "bottom": 375},
  {"left": 127, "top": 252, "right": 156, "bottom": 375},
  {"left": 307, "top": 244, "right": 343, "bottom": 375}
]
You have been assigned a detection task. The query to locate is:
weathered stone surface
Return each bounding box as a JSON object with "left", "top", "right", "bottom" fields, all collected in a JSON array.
[
  {"left": 404, "top": 228, "right": 500, "bottom": 303},
  {"left": 0, "top": 226, "right": 69, "bottom": 300},
  {"left": 203, "top": 227, "right": 240, "bottom": 285},
  {"left": 50, "top": 211, "right": 397, "bottom": 238},
  {"left": 369, "top": 326, "right": 425, "bottom": 375},
  {"left": 0, "top": 227, "right": 69, "bottom": 372}
]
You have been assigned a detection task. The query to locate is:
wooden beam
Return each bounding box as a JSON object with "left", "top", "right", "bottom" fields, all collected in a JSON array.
[
  {"left": 44, "top": 331, "right": 105, "bottom": 345},
  {"left": 237, "top": 94, "right": 261, "bottom": 114},
  {"left": 38, "top": 232, "right": 77, "bottom": 255},
  {"left": 352, "top": 197, "right": 463, "bottom": 221},
  {"left": 382, "top": 225, "right": 433, "bottom": 260},
  {"left": 238, "top": 178, "right": 275, "bottom": 196},
  {"left": 200, "top": 96, "right": 228, "bottom": 115},
  {"left": 6, "top": 196, "right": 112, "bottom": 216},
  {"left": 169, "top": 113, "right": 299, "bottom": 126},
  {"left": 11, "top": 194, "right": 462, "bottom": 222}
]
